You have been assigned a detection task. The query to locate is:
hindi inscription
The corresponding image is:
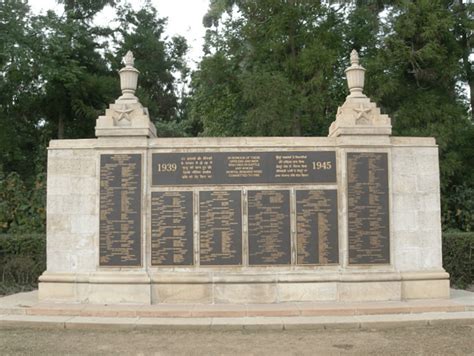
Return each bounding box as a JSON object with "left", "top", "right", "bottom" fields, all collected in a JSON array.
[
  {"left": 347, "top": 152, "right": 390, "bottom": 264},
  {"left": 99, "top": 154, "right": 141, "bottom": 266},
  {"left": 296, "top": 190, "right": 339, "bottom": 265},
  {"left": 248, "top": 190, "right": 291, "bottom": 265},
  {"left": 152, "top": 151, "right": 336, "bottom": 186},
  {"left": 151, "top": 191, "right": 194, "bottom": 266},
  {"left": 199, "top": 191, "right": 242, "bottom": 265}
]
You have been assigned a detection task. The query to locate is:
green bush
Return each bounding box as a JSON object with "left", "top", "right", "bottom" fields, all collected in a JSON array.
[
  {"left": 0, "top": 234, "right": 46, "bottom": 295},
  {"left": 442, "top": 231, "right": 474, "bottom": 289},
  {"left": 0, "top": 172, "right": 46, "bottom": 234},
  {"left": 442, "top": 184, "right": 474, "bottom": 232}
]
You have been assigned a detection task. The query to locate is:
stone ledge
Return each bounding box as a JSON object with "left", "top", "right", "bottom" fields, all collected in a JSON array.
[
  {"left": 1, "top": 312, "right": 472, "bottom": 331},
  {"left": 47, "top": 136, "right": 438, "bottom": 150},
  {"left": 39, "top": 270, "right": 449, "bottom": 284},
  {"left": 18, "top": 296, "right": 471, "bottom": 318}
]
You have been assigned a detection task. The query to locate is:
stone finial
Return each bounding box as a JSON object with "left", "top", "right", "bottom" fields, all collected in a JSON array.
[
  {"left": 350, "top": 49, "right": 359, "bottom": 65},
  {"left": 123, "top": 50, "right": 135, "bottom": 67},
  {"left": 95, "top": 50, "right": 157, "bottom": 138},
  {"left": 345, "top": 49, "right": 366, "bottom": 98},
  {"left": 327, "top": 49, "right": 392, "bottom": 137},
  {"left": 119, "top": 50, "right": 140, "bottom": 99}
]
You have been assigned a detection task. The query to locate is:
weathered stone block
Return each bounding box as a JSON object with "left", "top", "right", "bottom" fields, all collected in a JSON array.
[
  {"left": 151, "top": 284, "right": 212, "bottom": 304},
  {"left": 338, "top": 282, "right": 401, "bottom": 302},
  {"left": 88, "top": 284, "right": 151, "bottom": 304},
  {"left": 402, "top": 280, "right": 450, "bottom": 300},
  {"left": 214, "top": 283, "right": 277, "bottom": 304},
  {"left": 277, "top": 283, "right": 337, "bottom": 302}
]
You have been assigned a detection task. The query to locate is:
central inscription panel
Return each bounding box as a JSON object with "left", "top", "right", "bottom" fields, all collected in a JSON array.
[
  {"left": 199, "top": 191, "right": 242, "bottom": 265},
  {"left": 248, "top": 190, "right": 291, "bottom": 265},
  {"left": 152, "top": 151, "right": 336, "bottom": 186}
]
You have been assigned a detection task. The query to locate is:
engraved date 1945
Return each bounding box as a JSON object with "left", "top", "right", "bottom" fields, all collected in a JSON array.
[{"left": 312, "top": 161, "right": 332, "bottom": 170}]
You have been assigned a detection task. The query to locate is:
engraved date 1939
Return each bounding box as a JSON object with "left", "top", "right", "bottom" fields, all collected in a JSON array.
[{"left": 156, "top": 163, "right": 177, "bottom": 172}]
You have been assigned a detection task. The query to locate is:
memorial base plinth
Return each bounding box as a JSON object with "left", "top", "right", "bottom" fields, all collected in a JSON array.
[{"left": 38, "top": 270, "right": 450, "bottom": 304}]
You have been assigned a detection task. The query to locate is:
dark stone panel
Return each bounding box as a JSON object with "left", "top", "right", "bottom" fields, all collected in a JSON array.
[
  {"left": 152, "top": 151, "right": 336, "bottom": 186},
  {"left": 99, "top": 154, "right": 141, "bottom": 266},
  {"left": 151, "top": 191, "right": 194, "bottom": 266},
  {"left": 248, "top": 190, "right": 291, "bottom": 265},
  {"left": 347, "top": 152, "right": 390, "bottom": 264},
  {"left": 296, "top": 190, "right": 339, "bottom": 265},
  {"left": 199, "top": 191, "right": 242, "bottom": 265}
]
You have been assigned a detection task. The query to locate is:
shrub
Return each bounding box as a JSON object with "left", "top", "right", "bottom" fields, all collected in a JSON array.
[
  {"left": 442, "top": 184, "right": 474, "bottom": 232},
  {"left": 442, "top": 231, "right": 474, "bottom": 289},
  {"left": 0, "top": 234, "right": 46, "bottom": 295},
  {"left": 0, "top": 172, "right": 46, "bottom": 234}
]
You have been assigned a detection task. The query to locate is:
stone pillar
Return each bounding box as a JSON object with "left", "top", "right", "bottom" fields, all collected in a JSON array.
[
  {"left": 95, "top": 51, "right": 157, "bottom": 138},
  {"left": 328, "top": 50, "right": 392, "bottom": 137}
]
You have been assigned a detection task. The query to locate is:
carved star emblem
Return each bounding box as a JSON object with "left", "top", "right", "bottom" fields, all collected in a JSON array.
[
  {"left": 353, "top": 104, "right": 371, "bottom": 124},
  {"left": 114, "top": 105, "right": 134, "bottom": 125}
]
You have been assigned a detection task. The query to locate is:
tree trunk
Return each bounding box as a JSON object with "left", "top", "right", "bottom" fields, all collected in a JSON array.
[
  {"left": 58, "top": 114, "right": 64, "bottom": 139},
  {"left": 461, "top": 24, "right": 473, "bottom": 117},
  {"left": 456, "top": 1, "right": 473, "bottom": 118},
  {"left": 292, "top": 112, "right": 302, "bottom": 136},
  {"left": 468, "top": 76, "right": 474, "bottom": 119},
  {"left": 288, "top": 0, "right": 302, "bottom": 136}
]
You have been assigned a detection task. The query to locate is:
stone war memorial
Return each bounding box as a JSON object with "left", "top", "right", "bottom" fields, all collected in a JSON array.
[{"left": 38, "top": 50, "right": 450, "bottom": 304}]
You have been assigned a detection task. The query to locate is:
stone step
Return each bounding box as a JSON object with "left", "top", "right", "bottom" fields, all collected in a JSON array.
[
  {"left": 1, "top": 312, "right": 473, "bottom": 331},
  {"left": 1, "top": 299, "right": 469, "bottom": 318},
  {"left": 1, "top": 289, "right": 472, "bottom": 321}
]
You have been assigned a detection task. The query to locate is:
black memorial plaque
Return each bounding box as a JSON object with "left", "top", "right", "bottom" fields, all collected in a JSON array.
[
  {"left": 99, "top": 154, "right": 141, "bottom": 266},
  {"left": 151, "top": 191, "right": 194, "bottom": 266},
  {"left": 347, "top": 152, "right": 390, "bottom": 264},
  {"left": 248, "top": 190, "right": 291, "bottom": 265},
  {"left": 199, "top": 191, "right": 242, "bottom": 265},
  {"left": 152, "top": 151, "right": 336, "bottom": 186},
  {"left": 296, "top": 190, "right": 339, "bottom": 265}
]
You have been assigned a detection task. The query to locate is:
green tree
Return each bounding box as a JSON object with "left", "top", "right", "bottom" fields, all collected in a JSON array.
[
  {"left": 114, "top": 1, "right": 190, "bottom": 136},
  {"left": 0, "top": 0, "right": 193, "bottom": 232},
  {"left": 191, "top": 0, "right": 348, "bottom": 137},
  {"left": 0, "top": 0, "right": 44, "bottom": 180},
  {"left": 451, "top": 0, "right": 473, "bottom": 116},
  {"left": 35, "top": 1, "right": 118, "bottom": 140},
  {"left": 361, "top": 0, "right": 473, "bottom": 230}
]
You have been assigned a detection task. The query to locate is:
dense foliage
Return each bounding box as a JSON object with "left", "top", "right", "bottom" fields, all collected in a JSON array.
[
  {"left": 0, "top": 0, "right": 473, "bottom": 233},
  {"left": 0, "top": 234, "right": 45, "bottom": 295},
  {"left": 442, "top": 231, "right": 474, "bottom": 288}
]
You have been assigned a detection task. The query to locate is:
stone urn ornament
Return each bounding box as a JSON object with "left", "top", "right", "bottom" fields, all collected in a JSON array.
[
  {"left": 95, "top": 50, "right": 157, "bottom": 137},
  {"left": 119, "top": 50, "right": 140, "bottom": 100},
  {"left": 345, "top": 49, "right": 366, "bottom": 98}
]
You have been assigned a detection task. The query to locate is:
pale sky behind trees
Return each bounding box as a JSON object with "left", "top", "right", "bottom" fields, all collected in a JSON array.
[{"left": 30, "top": 0, "right": 209, "bottom": 68}]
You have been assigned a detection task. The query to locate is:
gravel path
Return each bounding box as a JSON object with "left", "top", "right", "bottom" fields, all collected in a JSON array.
[{"left": 1, "top": 324, "right": 473, "bottom": 355}]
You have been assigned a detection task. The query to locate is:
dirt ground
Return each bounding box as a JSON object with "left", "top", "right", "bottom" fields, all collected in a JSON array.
[{"left": 0, "top": 324, "right": 473, "bottom": 355}]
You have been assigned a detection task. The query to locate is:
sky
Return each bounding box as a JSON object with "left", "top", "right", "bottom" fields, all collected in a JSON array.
[{"left": 29, "top": 0, "right": 209, "bottom": 69}]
